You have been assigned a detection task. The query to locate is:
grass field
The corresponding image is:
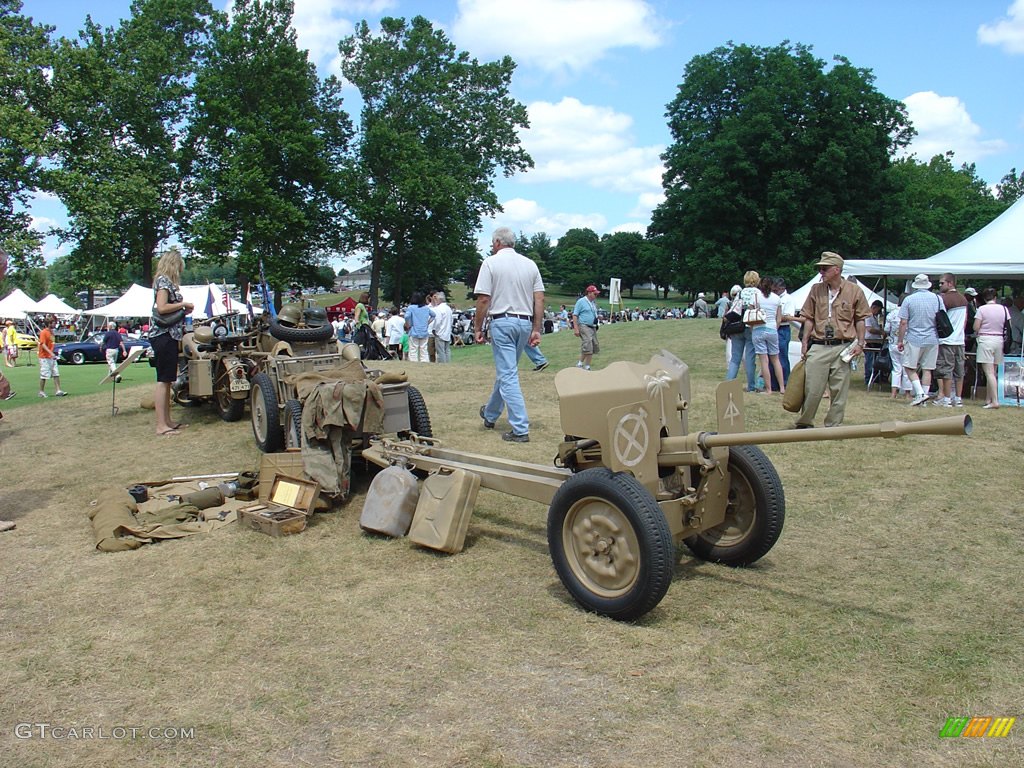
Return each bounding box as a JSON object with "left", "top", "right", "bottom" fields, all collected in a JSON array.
[{"left": 1, "top": 319, "right": 1021, "bottom": 768}]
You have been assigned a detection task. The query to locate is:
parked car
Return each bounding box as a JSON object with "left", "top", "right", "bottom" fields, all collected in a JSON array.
[
  {"left": 54, "top": 332, "right": 152, "bottom": 365},
  {"left": 14, "top": 333, "right": 38, "bottom": 350}
]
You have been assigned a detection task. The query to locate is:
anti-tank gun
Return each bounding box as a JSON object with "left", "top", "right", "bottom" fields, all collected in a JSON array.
[{"left": 362, "top": 350, "right": 970, "bottom": 621}]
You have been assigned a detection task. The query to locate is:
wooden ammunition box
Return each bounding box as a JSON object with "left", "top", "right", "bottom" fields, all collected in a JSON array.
[
  {"left": 258, "top": 451, "right": 307, "bottom": 502},
  {"left": 238, "top": 474, "right": 319, "bottom": 537}
]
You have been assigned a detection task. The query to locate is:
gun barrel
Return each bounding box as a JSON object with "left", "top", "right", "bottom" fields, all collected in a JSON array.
[{"left": 658, "top": 415, "right": 970, "bottom": 465}]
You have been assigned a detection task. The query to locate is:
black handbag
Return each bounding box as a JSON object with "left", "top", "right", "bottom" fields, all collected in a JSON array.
[
  {"left": 1003, "top": 309, "right": 1013, "bottom": 355},
  {"left": 719, "top": 310, "right": 745, "bottom": 340},
  {"left": 152, "top": 307, "right": 186, "bottom": 328}
]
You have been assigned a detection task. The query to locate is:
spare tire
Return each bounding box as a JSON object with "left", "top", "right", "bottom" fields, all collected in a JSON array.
[{"left": 269, "top": 316, "right": 335, "bottom": 343}]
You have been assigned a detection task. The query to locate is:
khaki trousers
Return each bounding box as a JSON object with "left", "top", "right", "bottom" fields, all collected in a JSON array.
[{"left": 797, "top": 344, "right": 852, "bottom": 427}]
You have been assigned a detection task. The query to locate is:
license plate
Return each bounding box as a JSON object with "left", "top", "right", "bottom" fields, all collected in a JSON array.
[{"left": 230, "top": 378, "right": 250, "bottom": 392}]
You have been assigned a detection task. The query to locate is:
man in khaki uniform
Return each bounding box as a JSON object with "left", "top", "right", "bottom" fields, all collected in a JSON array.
[{"left": 796, "top": 251, "right": 869, "bottom": 428}]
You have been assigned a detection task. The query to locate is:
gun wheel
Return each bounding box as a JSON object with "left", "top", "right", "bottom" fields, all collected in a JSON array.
[
  {"left": 250, "top": 372, "right": 283, "bottom": 453},
  {"left": 284, "top": 399, "right": 303, "bottom": 450},
  {"left": 685, "top": 444, "right": 785, "bottom": 566},
  {"left": 214, "top": 368, "right": 246, "bottom": 422},
  {"left": 548, "top": 468, "right": 674, "bottom": 621}
]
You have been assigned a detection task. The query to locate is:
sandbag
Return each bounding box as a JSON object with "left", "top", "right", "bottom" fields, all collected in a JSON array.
[{"left": 782, "top": 357, "right": 807, "bottom": 413}]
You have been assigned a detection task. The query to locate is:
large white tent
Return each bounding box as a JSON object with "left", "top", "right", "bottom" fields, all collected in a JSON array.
[
  {"left": 32, "top": 293, "right": 81, "bottom": 316},
  {"left": 0, "top": 288, "right": 38, "bottom": 319},
  {"left": 82, "top": 283, "right": 251, "bottom": 320},
  {"left": 844, "top": 197, "right": 1024, "bottom": 279}
]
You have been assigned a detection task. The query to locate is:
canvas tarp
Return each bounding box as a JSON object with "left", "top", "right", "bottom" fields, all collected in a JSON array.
[{"left": 843, "top": 197, "right": 1024, "bottom": 279}]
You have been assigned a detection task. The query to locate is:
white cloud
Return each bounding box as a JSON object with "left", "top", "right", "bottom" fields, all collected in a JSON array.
[
  {"left": 251, "top": 0, "right": 397, "bottom": 72},
  {"left": 608, "top": 221, "right": 647, "bottom": 235},
  {"left": 519, "top": 97, "right": 665, "bottom": 193},
  {"left": 629, "top": 191, "right": 664, "bottom": 219},
  {"left": 485, "top": 200, "right": 606, "bottom": 241},
  {"left": 452, "top": 0, "right": 662, "bottom": 74},
  {"left": 978, "top": 0, "right": 1024, "bottom": 54},
  {"left": 901, "top": 91, "right": 1008, "bottom": 164}
]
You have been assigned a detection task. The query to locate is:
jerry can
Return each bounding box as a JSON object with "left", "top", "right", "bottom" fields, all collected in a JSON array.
[
  {"left": 408, "top": 467, "right": 481, "bottom": 554},
  {"left": 360, "top": 464, "right": 419, "bottom": 537}
]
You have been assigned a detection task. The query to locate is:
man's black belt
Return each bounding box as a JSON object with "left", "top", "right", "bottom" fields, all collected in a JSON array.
[
  {"left": 490, "top": 312, "right": 532, "bottom": 321},
  {"left": 810, "top": 338, "right": 849, "bottom": 346}
]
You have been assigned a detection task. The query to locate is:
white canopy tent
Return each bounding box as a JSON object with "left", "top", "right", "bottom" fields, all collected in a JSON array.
[
  {"left": 0, "top": 288, "right": 38, "bottom": 320},
  {"left": 82, "top": 283, "right": 256, "bottom": 320},
  {"left": 32, "top": 293, "right": 81, "bottom": 316},
  {"left": 844, "top": 197, "right": 1024, "bottom": 279},
  {"left": 82, "top": 283, "right": 154, "bottom": 318}
]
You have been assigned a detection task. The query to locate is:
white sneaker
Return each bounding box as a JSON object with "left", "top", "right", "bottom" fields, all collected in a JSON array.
[
  {"left": 55, "top": 390, "right": 68, "bottom": 397},
  {"left": 933, "top": 397, "right": 951, "bottom": 407},
  {"left": 910, "top": 393, "right": 931, "bottom": 406},
  {"left": 575, "top": 361, "right": 583, "bottom": 368},
  {"left": 952, "top": 397, "right": 963, "bottom": 407},
  {"left": 38, "top": 391, "right": 47, "bottom": 398}
]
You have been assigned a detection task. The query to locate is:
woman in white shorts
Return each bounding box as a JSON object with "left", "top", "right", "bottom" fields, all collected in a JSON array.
[{"left": 973, "top": 288, "right": 1008, "bottom": 409}]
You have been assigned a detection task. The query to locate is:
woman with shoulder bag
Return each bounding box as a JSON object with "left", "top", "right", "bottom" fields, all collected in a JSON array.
[
  {"left": 725, "top": 272, "right": 761, "bottom": 391},
  {"left": 973, "top": 287, "right": 1007, "bottom": 409},
  {"left": 150, "top": 249, "right": 194, "bottom": 435}
]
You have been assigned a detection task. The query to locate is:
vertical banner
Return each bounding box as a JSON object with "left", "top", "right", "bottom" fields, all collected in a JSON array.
[{"left": 609, "top": 277, "right": 622, "bottom": 320}]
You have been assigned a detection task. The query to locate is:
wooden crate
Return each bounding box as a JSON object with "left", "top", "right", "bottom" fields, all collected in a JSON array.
[
  {"left": 258, "top": 451, "right": 307, "bottom": 502},
  {"left": 238, "top": 474, "right": 319, "bottom": 537}
]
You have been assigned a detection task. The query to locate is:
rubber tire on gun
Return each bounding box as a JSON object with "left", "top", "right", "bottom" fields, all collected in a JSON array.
[
  {"left": 547, "top": 467, "right": 674, "bottom": 621},
  {"left": 398, "top": 385, "right": 432, "bottom": 439},
  {"left": 268, "top": 317, "right": 335, "bottom": 344},
  {"left": 684, "top": 444, "right": 785, "bottom": 566},
  {"left": 250, "top": 371, "right": 283, "bottom": 452},
  {"left": 284, "top": 398, "right": 303, "bottom": 450}
]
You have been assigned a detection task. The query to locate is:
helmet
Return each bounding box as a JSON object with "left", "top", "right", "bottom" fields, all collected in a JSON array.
[
  {"left": 192, "top": 325, "right": 214, "bottom": 344},
  {"left": 277, "top": 303, "right": 303, "bottom": 326},
  {"left": 303, "top": 306, "right": 328, "bottom": 327}
]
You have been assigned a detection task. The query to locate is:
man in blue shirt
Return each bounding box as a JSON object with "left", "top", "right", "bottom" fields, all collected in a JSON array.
[
  {"left": 896, "top": 274, "right": 941, "bottom": 406},
  {"left": 572, "top": 285, "right": 600, "bottom": 370},
  {"left": 101, "top": 321, "right": 127, "bottom": 382}
]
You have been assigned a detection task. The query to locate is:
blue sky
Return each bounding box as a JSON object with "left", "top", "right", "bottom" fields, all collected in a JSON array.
[{"left": 19, "top": 0, "right": 1024, "bottom": 269}]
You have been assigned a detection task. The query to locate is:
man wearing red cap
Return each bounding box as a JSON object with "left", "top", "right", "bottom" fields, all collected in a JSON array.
[{"left": 572, "top": 285, "right": 601, "bottom": 370}]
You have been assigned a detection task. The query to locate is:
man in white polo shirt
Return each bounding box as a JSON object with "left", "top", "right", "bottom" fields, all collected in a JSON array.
[{"left": 474, "top": 227, "right": 545, "bottom": 443}]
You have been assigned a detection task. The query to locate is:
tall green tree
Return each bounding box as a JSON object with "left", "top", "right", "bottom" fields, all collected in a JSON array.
[
  {"left": 599, "top": 231, "right": 645, "bottom": 297},
  {"left": 515, "top": 231, "right": 556, "bottom": 283},
  {"left": 884, "top": 154, "right": 1007, "bottom": 259},
  {"left": 338, "top": 16, "right": 532, "bottom": 306},
  {"left": 45, "top": 0, "right": 214, "bottom": 288},
  {"left": 184, "top": 0, "right": 352, "bottom": 305},
  {"left": 0, "top": 0, "right": 52, "bottom": 273},
  {"left": 655, "top": 41, "right": 913, "bottom": 289},
  {"left": 997, "top": 168, "right": 1023, "bottom": 204}
]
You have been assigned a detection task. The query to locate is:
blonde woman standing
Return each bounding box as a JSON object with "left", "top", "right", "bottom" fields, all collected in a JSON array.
[{"left": 150, "top": 249, "right": 193, "bottom": 435}]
